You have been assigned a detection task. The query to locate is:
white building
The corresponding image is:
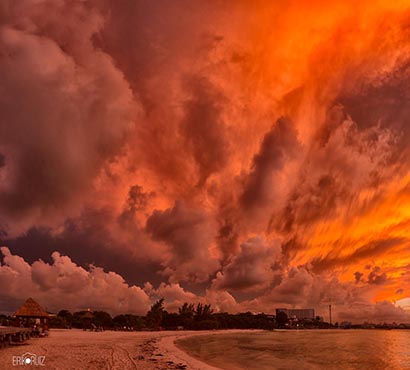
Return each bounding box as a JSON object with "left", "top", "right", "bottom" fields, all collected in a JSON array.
[{"left": 276, "top": 308, "right": 315, "bottom": 320}]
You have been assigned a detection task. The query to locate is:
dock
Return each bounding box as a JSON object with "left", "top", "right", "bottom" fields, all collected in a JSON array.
[{"left": 0, "top": 327, "right": 33, "bottom": 347}]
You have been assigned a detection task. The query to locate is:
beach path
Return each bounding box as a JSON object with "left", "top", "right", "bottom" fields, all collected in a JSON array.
[
  {"left": 0, "top": 329, "right": 160, "bottom": 370},
  {"left": 0, "top": 328, "right": 242, "bottom": 370}
]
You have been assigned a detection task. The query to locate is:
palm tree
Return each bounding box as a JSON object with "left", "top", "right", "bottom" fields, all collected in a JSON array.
[
  {"left": 195, "top": 303, "right": 214, "bottom": 321},
  {"left": 179, "top": 303, "right": 195, "bottom": 319},
  {"left": 146, "top": 298, "right": 165, "bottom": 329}
]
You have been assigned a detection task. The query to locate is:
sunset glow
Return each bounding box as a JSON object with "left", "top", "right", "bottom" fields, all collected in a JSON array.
[{"left": 0, "top": 0, "right": 409, "bottom": 323}]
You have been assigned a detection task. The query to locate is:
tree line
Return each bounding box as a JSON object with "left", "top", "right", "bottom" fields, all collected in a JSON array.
[
  {"left": 147, "top": 299, "right": 275, "bottom": 330},
  {"left": 0, "top": 298, "right": 276, "bottom": 331},
  {"left": 0, "top": 299, "right": 343, "bottom": 331}
]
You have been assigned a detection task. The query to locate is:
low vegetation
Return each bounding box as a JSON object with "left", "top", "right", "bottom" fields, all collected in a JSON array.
[{"left": 2, "top": 299, "right": 408, "bottom": 331}]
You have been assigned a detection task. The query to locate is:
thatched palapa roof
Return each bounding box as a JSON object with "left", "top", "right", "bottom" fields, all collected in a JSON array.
[{"left": 14, "top": 297, "right": 49, "bottom": 318}]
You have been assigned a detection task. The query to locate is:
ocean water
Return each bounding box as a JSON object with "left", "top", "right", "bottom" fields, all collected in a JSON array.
[{"left": 176, "top": 330, "right": 410, "bottom": 370}]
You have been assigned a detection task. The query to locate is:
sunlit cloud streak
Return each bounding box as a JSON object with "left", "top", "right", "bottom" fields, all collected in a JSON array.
[{"left": 0, "top": 0, "right": 410, "bottom": 322}]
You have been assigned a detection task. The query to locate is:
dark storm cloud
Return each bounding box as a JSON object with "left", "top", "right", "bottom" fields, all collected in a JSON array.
[
  {"left": 0, "top": 0, "right": 136, "bottom": 235},
  {"left": 272, "top": 102, "right": 397, "bottom": 237},
  {"left": 92, "top": 0, "right": 232, "bottom": 191},
  {"left": 241, "top": 117, "right": 300, "bottom": 211},
  {"left": 354, "top": 271, "right": 364, "bottom": 284},
  {"left": 146, "top": 201, "right": 219, "bottom": 283},
  {"left": 278, "top": 236, "right": 306, "bottom": 264},
  {"left": 367, "top": 266, "right": 388, "bottom": 285},
  {"left": 265, "top": 267, "right": 315, "bottom": 305},
  {"left": 181, "top": 76, "right": 229, "bottom": 184},
  {"left": 333, "top": 58, "right": 410, "bottom": 197},
  {"left": 314, "top": 104, "right": 348, "bottom": 147},
  {"left": 0, "top": 0, "right": 233, "bottom": 298},
  {"left": 276, "top": 174, "right": 341, "bottom": 234},
  {"left": 2, "top": 223, "right": 164, "bottom": 288},
  {"left": 118, "top": 185, "right": 155, "bottom": 227},
  {"left": 216, "top": 215, "right": 240, "bottom": 263},
  {"left": 340, "top": 61, "right": 410, "bottom": 144},
  {"left": 93, "top": 0, "right": 218, "bottom": 104},
  {"left": 1, "top": 0, "right": 410, "bottom": 319},
  {"left": 213, "top": 237, "right": 280, "bottom": 291}
]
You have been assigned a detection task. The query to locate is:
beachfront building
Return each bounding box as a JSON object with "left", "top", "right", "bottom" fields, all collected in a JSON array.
[
  {"left": 14, "top": 297, "right": 49, "bottom": 326},
  {"left": 276, "top": 308, "right": 315, "bottom": 320}
]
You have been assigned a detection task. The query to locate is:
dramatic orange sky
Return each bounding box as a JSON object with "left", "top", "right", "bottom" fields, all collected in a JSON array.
[{"left": 0, "top": 0, "right": 409, "bottom": 322}]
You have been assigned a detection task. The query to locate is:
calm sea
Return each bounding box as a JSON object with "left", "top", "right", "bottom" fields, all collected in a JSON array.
[{"left": 176, "top": 330, "right": 410, "bottom": 370}]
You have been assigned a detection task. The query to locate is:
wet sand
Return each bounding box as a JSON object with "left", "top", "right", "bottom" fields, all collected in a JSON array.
[{"left": 0, "top": 329, "right": 250, "bottom": 370}]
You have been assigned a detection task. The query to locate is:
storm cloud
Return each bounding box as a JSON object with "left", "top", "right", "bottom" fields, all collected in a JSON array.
[{"left": 0, "top": 0, "right": 410, "bottom": 321}]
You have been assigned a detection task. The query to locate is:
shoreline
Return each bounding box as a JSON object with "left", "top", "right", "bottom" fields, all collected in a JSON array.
[
  {"left": 1, "top": 328, "right": 409, "bottom": 369},
  {"left": 0, "top": 329, "right": 256, "bottom": 370},
  {"left": 152, "top": 332, "right": 223, "bottom": 370},
  {"left": 153, "top": 330, "right": 261, "bottom": 370}
]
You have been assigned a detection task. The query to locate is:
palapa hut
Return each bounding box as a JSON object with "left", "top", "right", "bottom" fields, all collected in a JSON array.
[{"left": 14, "top": 297, "right": 49, "bottom": 327}]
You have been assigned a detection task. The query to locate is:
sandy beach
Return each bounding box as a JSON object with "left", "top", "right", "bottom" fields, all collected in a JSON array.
[{"left": 0, "top": 329, "right": 245, "bottom": 370}]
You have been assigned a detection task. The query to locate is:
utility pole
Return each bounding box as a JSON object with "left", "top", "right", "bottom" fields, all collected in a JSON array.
[{"left": 329, "top": 304, "right": 332, "bottom": 325}]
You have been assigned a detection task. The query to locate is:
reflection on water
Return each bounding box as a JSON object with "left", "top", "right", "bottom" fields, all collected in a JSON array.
[{"left": 176, "top": 330, "right": 410, "bottom": 370}]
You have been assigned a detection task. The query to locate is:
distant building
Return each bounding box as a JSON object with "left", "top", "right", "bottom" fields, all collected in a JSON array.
[
  {"left": 340, "top": 321, "right": 352, "bottom": 328},
  {"left": 276, "top": 308, "right": 315, "bottom": 320}
]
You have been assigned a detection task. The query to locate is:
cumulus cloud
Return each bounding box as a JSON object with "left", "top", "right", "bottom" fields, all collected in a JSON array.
[
  {"left": 146, "top": 281, "right": 240, "bottom": 314},
  {"left": 146, "top": 282, "right": 199, "bottom": 313},
  {"left": 338, "top": 301, "right": 410, "bottom": 323},
  {"left": 0, "top": 247, "right": 150, "bottom": 315},
  {"left": 1, "top": 0, "right": 410, "bottom": 321}
]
